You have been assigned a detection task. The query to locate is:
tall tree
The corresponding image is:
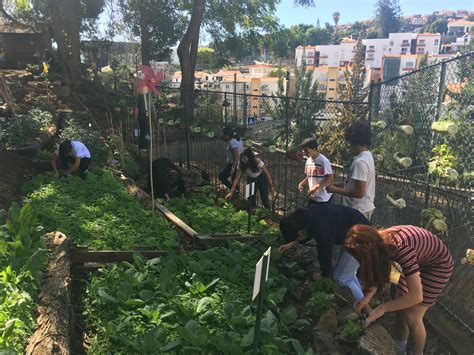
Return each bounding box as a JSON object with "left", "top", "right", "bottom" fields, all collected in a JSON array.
[
  {"left": 319, "top": 39, "right": 369, "bottom": 164},
  {"left": 3, "top": 0, "right": 105, "bottom": 82},
  {"left": 374, "top": 0, "right": 401, "bottom": 38},
  {"left": 177, "top": 0, "right": 315, "bottom": 125},
  {"left": 120, "top": 0, "right": 186, "bottom": 65},
  {"left": 332, "top": 11, "right": 340, "bottom": 31}
]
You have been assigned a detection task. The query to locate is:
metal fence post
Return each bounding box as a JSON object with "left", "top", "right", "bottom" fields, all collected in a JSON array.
[
  {"left": 283, "top": 72, "right": 290, "bottom": 213},
  {"left": 243, "top": 84, "right": 248, "bottom": 128},
  {"left": 368, "top": 79, "right": 381, "bottom": 123},
  {"left": 424, "top": 62, "right": 447, "bottom": 208}
]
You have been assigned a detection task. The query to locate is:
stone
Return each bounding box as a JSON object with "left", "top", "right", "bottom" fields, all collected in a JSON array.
[
  {"left": 313, "top": 330, "right": 346, "bottom": 354},
  {"left": 316, "top": 309, "right": 339, "bottom": 335},
  {"left": 337, "top": 307, "right": 359, "bottom": 325},
  {"left": 357, "top": 324, "right": 402, "bottom": 355}
]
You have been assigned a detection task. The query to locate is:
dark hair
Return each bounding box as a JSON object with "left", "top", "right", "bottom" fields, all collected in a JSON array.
[
  {"left": 166, "top": 169, "right": 180, "bottom": 184},
  {"left": 240, "top": 148, "right": 259, "bottom": 173},
  {"left": 222, "top": 126, "right": 240, "bottom": 141},
  {"left": 345, "top": 122, "right": 372, "bottom": 147},
  {"left": 300, "top": 138, "right": 318, "bottom": 150},
  {"left": 279, "top": 208, "right": 307, "bottom": 243},
  {"left": 58, "top": 140, "right": 72, "bottom": 158},
  {"left": 344, "top": 224, "right": 398, "bottom": 292}
]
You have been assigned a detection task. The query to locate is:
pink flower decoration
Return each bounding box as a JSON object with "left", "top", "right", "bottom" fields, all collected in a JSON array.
[{"left": 137, "top": 65, "right": 165, "bottom": 95}]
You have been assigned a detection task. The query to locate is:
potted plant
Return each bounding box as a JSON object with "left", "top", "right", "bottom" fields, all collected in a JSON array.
[
  {"left": 393, "top": 152, "right": 412, "bottom": 168},
  {"left": 262, "top": 141, "right": 277, "bottom": 153},
  {"left": 286, "top": 145, "right": 304, "bottom": 161},
  {"left": 432, "top": 121, "right": 459, "bottom": 136},
  {"left": 386, "top": 190, "right": 406, "bottom": 209}
]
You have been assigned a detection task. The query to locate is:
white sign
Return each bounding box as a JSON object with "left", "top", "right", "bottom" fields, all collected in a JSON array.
[
  {"left": 252, "top": 247, "right": 271, "bottom": 301},
  {"left": 134, "top": 128, "right": 140, "bottom": 137},
  {"left": 245, "top": 182, "right": 256, "bottom": 199}
]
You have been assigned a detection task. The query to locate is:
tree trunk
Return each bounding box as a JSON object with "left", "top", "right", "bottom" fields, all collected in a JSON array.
[
  {"left": 25, "top": 232, "right": 72, "bottom": 355},
  {"left": 177, "top": 0, "right": 205, "bottom": 124},
  {"left": 139, "top": 4, "right": 151, "bottom": 65},
  {"left": 47, "top": 0, "right": 82, "bottom": 83}
]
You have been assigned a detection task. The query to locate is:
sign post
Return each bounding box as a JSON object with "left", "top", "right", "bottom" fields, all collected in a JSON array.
[
  {"left": 245, "top": 179, "right": 256, "bottom": 233},
  {"left": 252, "top": 247, "right": 271, "bottom": 354}
]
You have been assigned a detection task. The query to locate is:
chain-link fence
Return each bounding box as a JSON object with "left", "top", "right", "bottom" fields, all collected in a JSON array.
[{"left": 370, "top": 52, "right": 473, "bottom": 332}]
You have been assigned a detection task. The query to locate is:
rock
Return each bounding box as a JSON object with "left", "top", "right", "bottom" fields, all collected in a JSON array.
[
  {"left": 316, "top": 309, "right": 339, "bottom": 335},
  {"left": 52, "top": 86, "right": 71, "bottom": 97},
  {"left": 337, "top": 307, "right": 359, "bottom": 325},
  {"left": 335, "top": 286, "right": 354, "bottom": 307},
  {"left": 357, "top": 324, "right": 402, "bottom": 355},
  {"left": 313, "top": 330, "right": 346, "bottom": 354}
]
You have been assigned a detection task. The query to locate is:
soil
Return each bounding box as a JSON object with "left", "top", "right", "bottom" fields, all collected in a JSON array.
[{"left": 0, "top": 151, "right": 51, "bottom": 212}]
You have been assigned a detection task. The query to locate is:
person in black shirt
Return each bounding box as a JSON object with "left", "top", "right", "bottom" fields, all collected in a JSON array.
[
  {"left": 279, "top": 204, "right": 371, "bottom": 302},
  {"left": 148, "top": 158, "right": 185, "bottom": 200}
]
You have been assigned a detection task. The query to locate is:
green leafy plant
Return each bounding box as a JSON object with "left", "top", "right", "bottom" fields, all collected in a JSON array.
[
  {"left": 312, "top": 277, "right": 336, "bottom": 294},
  {"left": 3, "top": 108, "right": 53, "bottom": 147},
  {"left": 0, "top": 203, "right": 47, "bottom": 352},
  {"left": 428, "top": 144, "right": 458, "bottom": 184},
  {"left": 23, "top": 169, "right": 178, "bottom": 250},
  {"left": 306, "top": 292, "right": 336, "bottom": 317},
  {"left": 341, "top": 320, "right": 364, "bottom": 342}
]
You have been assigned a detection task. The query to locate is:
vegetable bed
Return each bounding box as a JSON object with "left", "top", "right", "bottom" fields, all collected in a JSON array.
[
  {"left": 22, "top": 169, "right": 178, "bottom": 250},
  {"left": 0, "top": 204, "right": 47, "bottom": 352},
  {"left": 165, "top": 187, "right": 272, "bottom": 235},
  {"left": 82, "top": 242, "right": 309, "bottom": 353}
]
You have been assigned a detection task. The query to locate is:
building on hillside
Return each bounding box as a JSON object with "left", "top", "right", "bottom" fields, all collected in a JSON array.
[
  {"left": 245, "top": 63, "right": 274, "bottom": 77},
  {"left": 440, "top": 33, "right": 472, "bottom": 53},
  {"left": 0, "top": 20, "right": 51, "bottom": 68},
  {"left": 386, "top": 33, "right": 441, "bottom": 55},
  {"left": 447, "top": 20, "right": 474, "bottom": 36},
  {"left": 381, "top": 54, "right": 424, "bottom": 80}
]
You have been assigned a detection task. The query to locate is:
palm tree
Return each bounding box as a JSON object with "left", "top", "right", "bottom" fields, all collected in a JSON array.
[{"left": 332, "top": 11, "right": 340, "bottom": 32}]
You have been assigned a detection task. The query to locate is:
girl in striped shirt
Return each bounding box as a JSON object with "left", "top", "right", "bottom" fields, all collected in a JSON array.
[{"left": 344, "top": 224, "right": 453, "bottom": 355}]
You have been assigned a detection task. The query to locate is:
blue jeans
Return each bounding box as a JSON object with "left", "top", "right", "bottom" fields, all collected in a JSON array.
[
  {"left": 219, "top": 163, "right": 240, "bottom": 193},
  {"left": 333, "top": 248, "right": 364, "bottom": 300}
]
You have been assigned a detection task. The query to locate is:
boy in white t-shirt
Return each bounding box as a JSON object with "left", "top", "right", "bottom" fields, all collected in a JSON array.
[
  {"left": 297, "top": 138, "right": 334, "bottom": 205},
  {"left": 327, "top": 122, "right": 375, "bottom": 220},
  {"left": 51, "top": 139, "right": 91, "bottom": 179}
]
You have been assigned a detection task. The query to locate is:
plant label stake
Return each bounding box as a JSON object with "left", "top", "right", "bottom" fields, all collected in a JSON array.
[
  {"left": 252, "top": 247, "right": 271, "bottom": 354},
  {"left": 245, "top": 180, "right": 256, "bottom": 233}
]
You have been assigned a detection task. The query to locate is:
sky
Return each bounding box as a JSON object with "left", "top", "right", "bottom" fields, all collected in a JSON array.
[{"left": 275, "top": 0, "right": 473, "bottom": 27}]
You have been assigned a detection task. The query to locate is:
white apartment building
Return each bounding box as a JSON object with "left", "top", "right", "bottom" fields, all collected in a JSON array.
[
  {"left": 447, "top": 20, "right": 474, "bottom": 36},
  {"left": 363, "top": 38, "right": 390, "bottom": 69}
]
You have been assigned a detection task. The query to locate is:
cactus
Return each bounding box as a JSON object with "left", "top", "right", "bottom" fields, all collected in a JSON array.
[
  {"left": 432, "top": 121, "right": 459, "bottom": 136},
  {"left": 397, "top": 125, "right": 414, "bottom": 135},
  {"left": 394, "top": 152, "right": 412, "bottom": 168}
]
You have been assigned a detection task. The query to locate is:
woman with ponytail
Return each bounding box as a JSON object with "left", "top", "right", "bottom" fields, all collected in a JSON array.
[
  {"left": 219, "top": 126, "right": 243, "bottom": 193},
  {"left": 345, "top": 225, "right": 453, "bottom": 355},
  {"left": 225, "top": 147, "right": 274, "bottom": 208}
]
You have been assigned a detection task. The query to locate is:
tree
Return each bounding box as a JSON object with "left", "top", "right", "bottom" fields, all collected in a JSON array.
[
  {"left": 319, "top": 39, "right": 369, "bottom": 164},
  {"left": 422, "top": 19, "right": 448, "bottom": 34},
  {"left": 120, "top": 0, "right": 186, "bottom": 65},
  {"left": 306, "top": 27, "right": 331, "bottom": 45},
  {"left": 332, "top": 11, "right": 340, "bottom": 30},
  {"left": 2, "top": 0, "right": 105, "bottom": 83},
  {"left": 374, "top": 0, "right": 401, "bottom": 38},
  {"left": 267, "top": 64, "right": 324, "bottom": 149}
]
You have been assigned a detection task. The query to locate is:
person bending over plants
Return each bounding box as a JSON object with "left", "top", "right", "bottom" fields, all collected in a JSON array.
[
  {"left": 51, "top": 139, "right": 91, "bottom": 178},
  {"left": 148, "top": 158, "right": 185, "bottom": 201},
  {"left": 279, "top": 204, "right": 371, "bottom": 311},
  {"left": 345, "top": 224, "right": 453, "bottom": 355},
  {"left": 225, "top": 147, "right": 274, "bottom": 208},
  {"left": 219, "top": 127, "right": 243, "bottom": 194}
]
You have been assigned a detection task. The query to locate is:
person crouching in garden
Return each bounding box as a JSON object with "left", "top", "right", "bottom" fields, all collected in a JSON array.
[
  {"left": 148, "top": 158, "right": 185, "bottom": 201},
  {"left": 225, "top": 147, "right": 274, "bottom": 208},
  {"left": 345, "top": 224, "right": 453, "bottom": 355},
  {"left": 51, "top": 139, "right": 91, "bottom": 178},
  {"left": 219, "top": 126, "right": 243, "bottom": 194},
  {"left": 278, "top": 204, "right": 371, "bottom": 311}
]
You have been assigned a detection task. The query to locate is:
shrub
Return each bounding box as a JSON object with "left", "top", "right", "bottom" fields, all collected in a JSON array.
[
  {"left": 3, "top": 108, "right": 53, "bottom": 147},
  {"left": 341, "top": 320, "right": 364, "bottom": 341},
  {"left": 312, "top": 277, "right": 336, "bottom": 294}
]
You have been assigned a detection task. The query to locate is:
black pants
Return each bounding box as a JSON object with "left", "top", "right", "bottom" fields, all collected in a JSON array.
[
  {"left": 219, "top": 163, "right": 240, "bottom": 193},
  {"left": 307, "top": 197, "right": 332, "bottom": 207},
  {"left": 249, "top": 174, "right": 270, "bottom": 209},
  {"left": 138, "top": 116, "right": 150, "bottom": 149},
  {"left": 59, "top": 156, "right": 91, "bottom": 172}
]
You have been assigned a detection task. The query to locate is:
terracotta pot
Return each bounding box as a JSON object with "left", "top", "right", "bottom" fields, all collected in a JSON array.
[{"left": 286, "top": 151, "right": 304, "bottom": 161}]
